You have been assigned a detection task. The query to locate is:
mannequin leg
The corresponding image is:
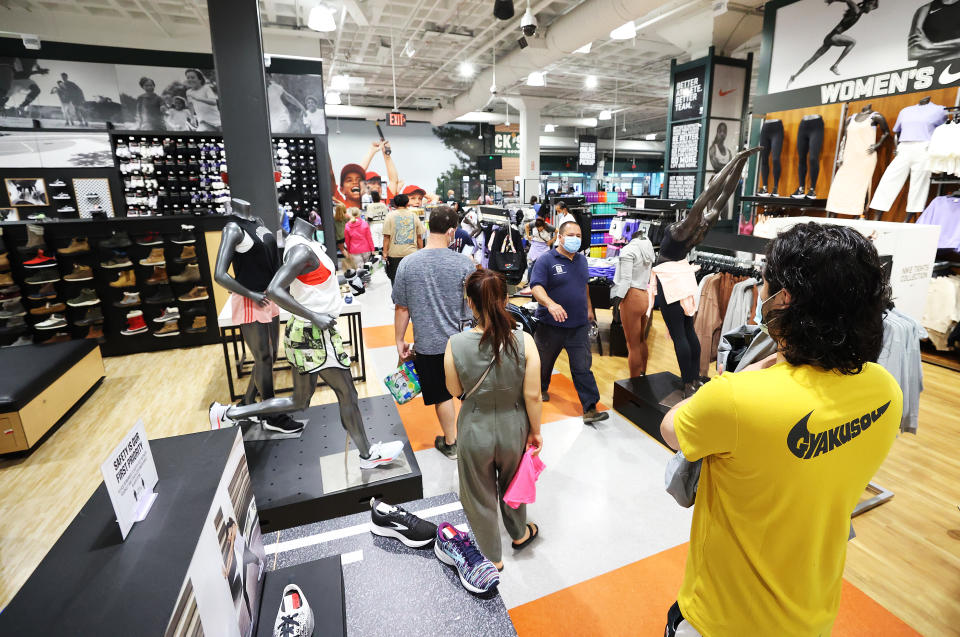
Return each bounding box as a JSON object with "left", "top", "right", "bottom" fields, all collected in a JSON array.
[
  {"left": 659, "top": 282, "right": 700, "bottom": 384},
  {"left": 227, "top": 368, "right": 318, "bottom": 419},
  {"left": 621, "top": 289, "right": 650, "bottom": 377},
  {"left": 807, "top": 121, "right": 824, "bottom": 191},
  {"left": 239, "top": 321, "right": 276, "bottom": 405},
  {"left": 759, "top": 145, "right": 771, "bottom": 190},
  {"left": 318, "top": 367, "right": 372, "bottom": 458},
  {"left": 270, "top": 315, "right": 280, "bottom": 360},
  {"left": 797, "top": 125, "right": 811, "bottom": 190},
  {"left": 770, "top": 127, "right": 783, "bottom": 193}
]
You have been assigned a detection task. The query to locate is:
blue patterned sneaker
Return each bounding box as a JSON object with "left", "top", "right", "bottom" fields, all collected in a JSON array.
[{"left": 433, "top": 522, "right": 500, "bottom": 594}]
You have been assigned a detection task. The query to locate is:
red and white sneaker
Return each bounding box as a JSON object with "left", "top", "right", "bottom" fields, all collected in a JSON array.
[
  {"left": 23, "top": 249, "right": 55, "bottom": 268},
  {"left": 358, "top": 440, "right": 405, "bottom": 470},
  {"left": 208, "top": 401, "right": 238, "bottom": 430}
]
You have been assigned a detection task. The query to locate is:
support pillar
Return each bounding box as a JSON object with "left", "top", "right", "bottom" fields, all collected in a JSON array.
[
  {"left": 207, "top": 0, "right": 280, "bottom": 232},
  {"left": 508, "top": 97, "right": 545, "bottom": 202}
]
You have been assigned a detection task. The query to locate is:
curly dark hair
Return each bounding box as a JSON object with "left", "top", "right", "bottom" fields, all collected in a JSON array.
[{"left": 763, "top": 222, "right": 890, "bottom": 374}]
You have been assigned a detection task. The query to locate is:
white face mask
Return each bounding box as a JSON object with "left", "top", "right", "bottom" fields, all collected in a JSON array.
[{"left": 754, "top": 288, "right": 784, "bottom": 336}]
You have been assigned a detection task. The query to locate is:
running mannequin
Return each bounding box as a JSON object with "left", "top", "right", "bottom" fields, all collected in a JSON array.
[
  {"left": 786, "top": 0, "right": 879, "bottom": 88},
  {"left": 214, "top": 198, "right": 296, "bottom": 431},
  {"left": 211, "top": 216, "right": 404, "bottom": 470},
  {"left": 654, "top": 147, "right": 761, "bottom": 398}
]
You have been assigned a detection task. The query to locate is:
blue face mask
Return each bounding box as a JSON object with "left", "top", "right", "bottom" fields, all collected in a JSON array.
[
  {"left": 563, "top": 236, "right": 581, "bottom": 253},
  {"left": 754, "top": 289, "right": 784, "bottom": 335}
]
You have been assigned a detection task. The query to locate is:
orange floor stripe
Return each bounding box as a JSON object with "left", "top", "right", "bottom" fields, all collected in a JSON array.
[
  {"left": 542, "top": 373, "right": 608, "bottom": 418},
  {"left": 362, "top": 324, "right": 413, "bottom": 350},
  {"left": 509, "top": 544, "right": 919, "bottom": 637}
]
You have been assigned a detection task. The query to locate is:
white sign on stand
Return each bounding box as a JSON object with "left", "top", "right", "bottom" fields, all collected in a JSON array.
[{"left": 100, "top": 419, "right": 159, "bottom": 539}]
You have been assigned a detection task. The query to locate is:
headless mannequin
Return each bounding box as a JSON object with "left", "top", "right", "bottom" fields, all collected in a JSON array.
[
  {"left": 214, "top": 199, "right": 281, "bottom": 406},
  {"left": 838, "top": 103, "right": 890, "bottom": 160},
  {"left": 656, "top": 147, "right": 761, "bottom": 397},
  {"left": 225, "top": 218, "right": 373, "bottom": 458}
]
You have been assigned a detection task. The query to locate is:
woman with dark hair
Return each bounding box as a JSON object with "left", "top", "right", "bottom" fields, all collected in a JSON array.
[
  {"left": 708, "top": 122, "right": 732, "bottom": 171},
  {"left": 659, "top": 223, "right": 902, "bottom": 636},
  {"left": 444, "top": 268, "right": 542, "bottom": 570},
  {"left": 184, "top": 68, "right": 221, "bottom": 130},
  {"left": 908, "top": 0, "right": 960, "bottom": 64}
]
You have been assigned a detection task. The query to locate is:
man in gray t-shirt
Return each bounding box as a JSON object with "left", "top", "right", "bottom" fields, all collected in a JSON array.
[{"left": 393, "top": 206, "right": 475, "bottom": 459}]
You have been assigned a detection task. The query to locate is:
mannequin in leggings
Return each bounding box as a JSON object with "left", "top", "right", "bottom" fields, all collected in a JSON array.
[
  {"left": 655, "top": 147, "right": 760, "bottom": 397},
  {"left": 210, "top": 216, "right": 404, "bottom": 469},
  {"left": 612, "top": 230, "right": 655, "bottom": 378}
]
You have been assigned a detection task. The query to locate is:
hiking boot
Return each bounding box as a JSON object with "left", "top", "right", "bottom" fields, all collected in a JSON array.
[
  {"left": 136, "top": 231, "right": 163, "bottom": 246},
  {"left": 28, "top": 301, "right": 65, "bottom": 316},
  {"left": 19, "top": 224, "right": 45, "bottom": 253},
  {"left": 121, "top": 310, "right": 148, "bottom": 335},
  {"left": 58, "top": 237, "right": 90, "bottom": 255},
  {"left": 171, "top": 224, "right": 196, "bottom": 244},
  {"left": 114, "top": 291, "right": 141, "bottom": 308},
  {"left": 583, "top": 408, "right": 609, "bottom": 424},
  {"left": 67, "top": 288, "right": 100, "bottom": 307},
  {"left": 153, "top": 320, "right": 180, "bottom": 337},
  {"left": 178, "top": 285, "right": 208, "bottom": 302},
  {"left": 174, "top": 245, "right": 197, "bottom": 264},
  {"left": 0, "top": 272, "right": 14, "bottom": 286},
  {"left": 64, "top": 263, "right": 94, "bottom": 281},
  {"left": 100, "top": 231, "right": 132, "bottom": 249},
  {"left": 108, "top": 270, "right": 136, "bottom": 288},
  {"left": 145, "top": 265, "right": 168, "bottom": 285},
  {"left": 85, "top": 324, "right": 105, "bottom": 342},
  {"left": 0, "top": 299, "right": 26, "bottom": 318},
  {"left": 153, "top": 306, "right": 180, "bottom": 323},
  {"left": 139, "top": 248, "right": 165, "bottom": 267},
  {"left": 184, "top": 314, "right": 207, "bottom": 333},
  {"left": 76, "top": 306, "right": 104, "bottom": 325},
  {"left": 26, "top": 282, "right": 55, "bottom": 300},
  {"left": 35, "top": 313, "right": 67, "bottom": 330},
  {"left": 0, "top": 285, "right": 20, "bottom": 300},
  {"left": 0, "top": 252, "right": 9, "bottom": 271},
  {"left": 23, "top": 249, "right": 56, "bottom": 269},
  {"left": 100, "top": 251, "right": 133, "bottom": 268},
  {"left": 145, "top": 285, "right": 174, "bottom": 304},
  {"left": 170, "top": 263, "right": 200, "bottom": 283},
  {"left": 25, "top": 270, "right": 60, "bottom": 285}
]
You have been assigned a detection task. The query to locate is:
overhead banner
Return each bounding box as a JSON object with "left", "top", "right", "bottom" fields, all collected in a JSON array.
[
  {"left": 578, "top": 134, "right": 597, "bottom": 171},
  {"left": 757, "top": 0, "right": 960, "bottom": 111},
  {"left": 493, "top": 131, "right": 520, "bottom": 156}
]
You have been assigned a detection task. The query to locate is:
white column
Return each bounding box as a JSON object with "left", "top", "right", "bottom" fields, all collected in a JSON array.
[{"left": 508, "top": 97, "right": 545, "bottom": 201}]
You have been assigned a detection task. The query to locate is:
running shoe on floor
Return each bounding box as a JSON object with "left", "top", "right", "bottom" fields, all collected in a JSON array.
[
  {"left": 434, "top": 522, "right": 500, "bottom": 594},
  {"left": 358, "top": 440, "right": 405, "bottom": 470},
  {"left": 273, "top": 584, "right": 314, "bottom": 637},
  {"left": 208, "top": 401, "right": 238, "bottom": 429},
  {"left": 263, "top": 414, "right": 304, "bottom": 434},
  {"left": 370, "top": 498, "right": 437, "bottom": 547}
]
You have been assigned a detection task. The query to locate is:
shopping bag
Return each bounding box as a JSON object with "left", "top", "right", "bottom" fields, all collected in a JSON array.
[
  {"left": 383, "top": 360, "right": 421, "bottom": 404},
  {"left": 664, "top": 450, "right": 701, "bottom": 508},
  {"left": 503, "top": 445, "right": 546, "bottom": 509}
]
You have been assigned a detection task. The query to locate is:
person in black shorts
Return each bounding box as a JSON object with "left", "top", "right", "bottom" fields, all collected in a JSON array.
[{"left": 787, "top": 0, "right": 879, "bottom": 88}]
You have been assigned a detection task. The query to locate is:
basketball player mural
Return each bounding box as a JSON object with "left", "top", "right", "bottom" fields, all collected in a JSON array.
[{"left": 786, "top": 0, "right": 880, "bottom": 88}]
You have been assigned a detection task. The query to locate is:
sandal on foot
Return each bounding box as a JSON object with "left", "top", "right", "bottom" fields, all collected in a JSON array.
[{"left": 512, "top": 523, "right": 539, "bottom": 551}]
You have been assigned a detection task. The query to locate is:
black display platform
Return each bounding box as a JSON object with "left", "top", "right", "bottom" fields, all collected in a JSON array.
[
  {"left": 612, "top": 372, "right": 682, "bottom": 448},
  {"left": 0, "top": 429, "right": 238, "bottom": 636},
  {"left": 247, "top": 394, "right": 423, "bottom": 533},
  {"left": 255, "top": 556, "right": 346, "bottom": 637}
]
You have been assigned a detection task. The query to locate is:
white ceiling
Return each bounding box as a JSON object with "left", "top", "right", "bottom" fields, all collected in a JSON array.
[{"left": 0, "top": 0, "right": 765, "bottom": 138}]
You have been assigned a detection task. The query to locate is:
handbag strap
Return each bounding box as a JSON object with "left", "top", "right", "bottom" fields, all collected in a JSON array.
[{"left": 463, "top": 345, "right": 502, "bottom": 400}]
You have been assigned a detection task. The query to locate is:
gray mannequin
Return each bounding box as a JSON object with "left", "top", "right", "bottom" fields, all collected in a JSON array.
[
  {"left": 214, "top": 199, "right": 288, "bottom": 423},
  {"left": 211, "top": 216, "right": 404, "bottom": 468}
]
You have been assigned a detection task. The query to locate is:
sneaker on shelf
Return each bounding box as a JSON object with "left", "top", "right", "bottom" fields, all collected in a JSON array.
[
  {"left": 272, "top": 584, "right": 314, "bottom": 637},
  {"left": 100, "top": 231, "right": 132, "bottom": 249},
  {"left": 29, "top": 301, "right": 65, "bottom": 316},
  {"left": 174, "top": 245, "right": 197, "bottom": 264},
  {"left": 790, "top": 188, "right": 806, "bottom": 199},
  {"left": 52, "top": 193, "right": 71, "bottom": 200},
  {"left": 108, "top": 270, "right": 136, "bottom": 288},
  {"left": 805, "top": 188, "right": 817, "bottom": 199},
  {"left": 9, "top": 335, "right": 33, "bottom": 347},
  {"left": 178, "top": 285, "right": 209, "bottom": 302},
  {"left": 171, "top": 224, "right": 196, "bottom": 245},
  {"left": 25, "top": 270, "right": 60, "bottom": 285},
  {"left": 67, "top": 288, "right": 100, "bottom": 307},
  {"left": 64, "top": 264, "right": 94, "bottom": 281},
  {"left": 85, "top": 324, "right": 105, "bottom": 342},
  {"left": 0, "top": 285, "right": 21, "bottom": 301},
  {"left": 23, "top": 250, "right": 56, "bottom": 269},
  {"left": 101, "top": 251, "right": 133, "bottom": 268},
  {"left": 58, "top": 237, "right": 90, "bottom": 255},
  {"left": 56, "top": 206, "right": 75, "bottom": 213},
  {"left": 76, "top": 306, "right": 104, "bottom": 326},
  {"left": 0, "top": 272, "right": 13, "bottom": 287},
  {"left": 145, "top": 286, "right": 174, "bottom": 304},
  {"left": 369, "top": 498, "right": 438, "bottom": 548},
  {"left": 208, "top": 401, "right": 238, "bottom": 430},
  {"left": 184, "top": 314, "right": 207, "bottom": 333},
  {"left": 120, "top": 310, "right": 148, "bottom": 335},
  {"left": 359, "top": 440, "right": 405, "bottom": 470},
  {"left": 26, "top": 282, "right": 55, "bottom": 300},
  {"left": 756, "top": 187, "right": 770, "bottom": 197},
  {"left": 0, "top": 252, "right": 9, "bottom": 271},
  {"left": 434, "top": 435, "right": 458, "bottom": 460},
  {"left": 153, "top": 321, "right": 180, "bottom": 337},
  {"left": 145, "top": 266, "right": 168, "bottom": 285},
  {"left": 153, "top": 307, "right": 180, "bottom": 323},
  {"left": 0, "top": 299, "right": 26, "bottom": 319},
  {"left": 262, "top": 414, "right": 304, "bottom": 434},
  {"left": 114, "top": 291, "right": 141, "bottom": 308},
  {"left": 49, "top": 179, "right": 66, "bottom": 187},
  {"left": 433, "top": 522, "right": 500, "bottom": 594},
  {"left": 35, "top": 313, "right": 68, "bottom": 330},
  {"left": 139, "top": 248, "right": 165, "bottom": 267},
  {"left": 170, "top": 263, "right": 200, "bottom": 283},
  {"left": 136, "top": 231, "right": 163, "bottom": 246}
]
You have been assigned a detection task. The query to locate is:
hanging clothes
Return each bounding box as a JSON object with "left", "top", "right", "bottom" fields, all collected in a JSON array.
[
  {"left": 693, "top": 273, "right": 723, "bottom": 376},
  {"left": 921, "top": 275, "right": 960, "bottom": 350},
  {"left": 870, "top": 103, "right": 947, "bottom": 213},
  {"left": 720, "top": 278, "right": 760, "bottom": 336},
  {"left": 877, "top": 309, "right": 926, "bottom": 434},
  {"left": 926, "top": 120, "right": 960, "bottom": 176},
  {"left": 916, "top": 196, "right": 960, "bottom": 251},
  {"left": 826, "top": 115, "right": 879, "bottom": 216}
]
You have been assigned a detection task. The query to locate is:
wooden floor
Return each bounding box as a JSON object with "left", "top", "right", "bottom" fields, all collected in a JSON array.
[{"left": 0, "top": 311, "right": 958, "bottom": 635}]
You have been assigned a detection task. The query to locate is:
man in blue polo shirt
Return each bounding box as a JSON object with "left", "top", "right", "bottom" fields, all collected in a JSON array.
[{"left": 529, "top": 221, "right": 608, "bottom": 424}]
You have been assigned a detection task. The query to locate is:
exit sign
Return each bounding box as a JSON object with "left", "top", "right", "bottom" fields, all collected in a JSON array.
[{"left": 387, "top": 111, "right": 406, "bottom": 127}]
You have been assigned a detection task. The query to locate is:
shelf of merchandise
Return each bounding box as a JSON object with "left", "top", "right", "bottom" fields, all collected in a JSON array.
[{"left": 589, "top": 202, "right": 623, "bottom": 216}]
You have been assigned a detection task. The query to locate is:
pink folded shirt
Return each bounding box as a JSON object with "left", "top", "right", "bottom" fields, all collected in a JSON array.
[{"left": 503, "top": 446, "right": 546, "bottom": 509}]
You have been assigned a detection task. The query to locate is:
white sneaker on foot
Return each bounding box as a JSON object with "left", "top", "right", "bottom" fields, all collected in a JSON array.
[
  {"left": 359, "top": 440, "right": 405, "bottom": 470},
  {"left": 208, "top": 401, "right": 237, "bottom": 430}
]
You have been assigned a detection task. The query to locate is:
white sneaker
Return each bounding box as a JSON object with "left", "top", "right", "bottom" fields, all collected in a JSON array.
[
  {"left": 208, "top": 401, "right": 237, "bottom": 430},
  {"left": 273, "top": 584, "right": 314, "bottom": 637},
  {"left": 153, "top": 307, "right": 180, "bottom": 323},
  {"left": 359, "top": 440, "right": 405, "bottom": 470}
]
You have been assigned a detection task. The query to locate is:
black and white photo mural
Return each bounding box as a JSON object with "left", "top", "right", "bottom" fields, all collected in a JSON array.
[{"left": 0, "top": 58, "right": 121, "bottom": 128}]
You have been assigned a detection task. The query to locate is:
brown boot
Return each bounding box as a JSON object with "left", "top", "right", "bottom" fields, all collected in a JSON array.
[
  {"left": 0, "top": 252, "right": 8, "bottom": 271},
  {"left": 175, "top": 245, "right": 197, "bottom": 264},
  {"left": 0, "top": 272, "right": 12, "bottom": 286},
  {"left": 153, "top": 320, "right": 180, "bottom": 337},
  {"left": 146, "top": 265, "right": 169, "bottom": 285},
  {"left": 185, "top": 314, "right": 208, "bottom": 333},
  {"left": 64, "top": 263, "right": 94, "bottom": 281},
  {"left": 139, "top": 248, "right": 165, "bottom": 267},
  {"left": 58, "top": 237, "right": 90, "bottom": 255},
  {"left": 170, "top": 263, "right": 200, "bottom": 283},
  {"left": 85, "top": 324, "right": 105, "bottom": 342},
  {"left": 109, "top": 269, "right": 136, "bottom": 288},
  {"left": 177, "top": 285, "right": 209, "bottom": 302}
]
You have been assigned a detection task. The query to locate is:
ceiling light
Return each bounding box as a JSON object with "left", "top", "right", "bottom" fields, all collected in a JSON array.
[
  {"left": 526, "top": 71, "right": 546, "bottom": 87},
  {"left": 585, "top": 75, "right": 598, "bottom": 89},
  {"left": 403, "top": 41, "right": 416, "bottom": 58},
  {"left": 307, "top": 4, "right": 337, "bottom": 32},
  {"left": 610, "top": 21, "right": 636, "bottom": 40},
  {"left": 599, "top": 109, "right": 612, "bottom": 120},
  {"left": 544, "top": 123, "right": 556, "bottom": 132},
  {"left": 330, "top": 74, "right": 350, "bottom": 91},
  {"left": 325, "top": 91, "right": 342, "bottom": 105},
  {"left": 645, "top": 133, "right": 657, "bottom": 140},
  {"left": 493, "top": 0, "right": 515, "bottom": 20},
  {"left": 459, "top": 61, "right": 475, "bottom": 77},
  {"left": 574, "top": 42, "right": 592, "bottom": 54}
]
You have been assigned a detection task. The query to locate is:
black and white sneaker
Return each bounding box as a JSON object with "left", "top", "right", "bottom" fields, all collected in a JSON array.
[
  {"left": 790, "top": 188, "right": 805, "bottom": 199},
  {"left": 369, "top": 498, "right": 438, "bottom": 548},
  {"left": 272, "top": 584, "right": 314, "bottom": 637},
  {"left": 263, "top": 413, "right": 305, "bottom": 434}
]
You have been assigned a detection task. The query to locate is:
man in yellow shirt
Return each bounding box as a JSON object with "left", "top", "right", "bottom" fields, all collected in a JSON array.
[{"left": 660, "top": 222, "right": 903, "bottom": 636}]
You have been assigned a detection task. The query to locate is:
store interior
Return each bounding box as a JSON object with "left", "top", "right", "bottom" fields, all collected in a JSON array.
[{"left": 0, "top": 0, "right": 958, "bottom": 635}]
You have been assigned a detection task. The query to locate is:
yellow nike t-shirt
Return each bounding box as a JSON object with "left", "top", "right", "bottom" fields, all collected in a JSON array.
[{"left": 674, "top": 361, "right": 902, "bottom": 636}]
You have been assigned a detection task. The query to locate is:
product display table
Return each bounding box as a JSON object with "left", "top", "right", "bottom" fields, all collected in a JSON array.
[
  {"left": 218, "top": 299, "right": 366, "bottom": 402},
  {"left": 612, "top": 372, "right": 684, "bottom": 448}
]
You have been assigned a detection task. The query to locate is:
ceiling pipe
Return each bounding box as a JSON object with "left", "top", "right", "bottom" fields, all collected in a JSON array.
[
  {"left": 324, "top": 104, "right": 596, "bottom": 127},
  {"left": 430, "top": 0, "right": 676, "bottom": 125}
]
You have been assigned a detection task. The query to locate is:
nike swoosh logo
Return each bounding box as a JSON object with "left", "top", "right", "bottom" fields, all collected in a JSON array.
[
  {"left": 786, "top": 401, "right": 890, "bottom": 459},
  {"left": 939, "top": 65, "right": 960, "bottom": 85},
  {"left": 718, "top": 88, "right": 736, "bottom": 96}
]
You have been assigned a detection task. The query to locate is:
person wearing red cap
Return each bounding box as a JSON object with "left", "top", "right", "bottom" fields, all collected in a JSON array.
[{"left": 402, "top": 184, "right": 427, "bottom": 209}]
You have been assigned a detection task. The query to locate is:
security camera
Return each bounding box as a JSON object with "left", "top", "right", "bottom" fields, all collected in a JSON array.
[{"left": 520, "top": 7, "right": 537, "bottom": 37}]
